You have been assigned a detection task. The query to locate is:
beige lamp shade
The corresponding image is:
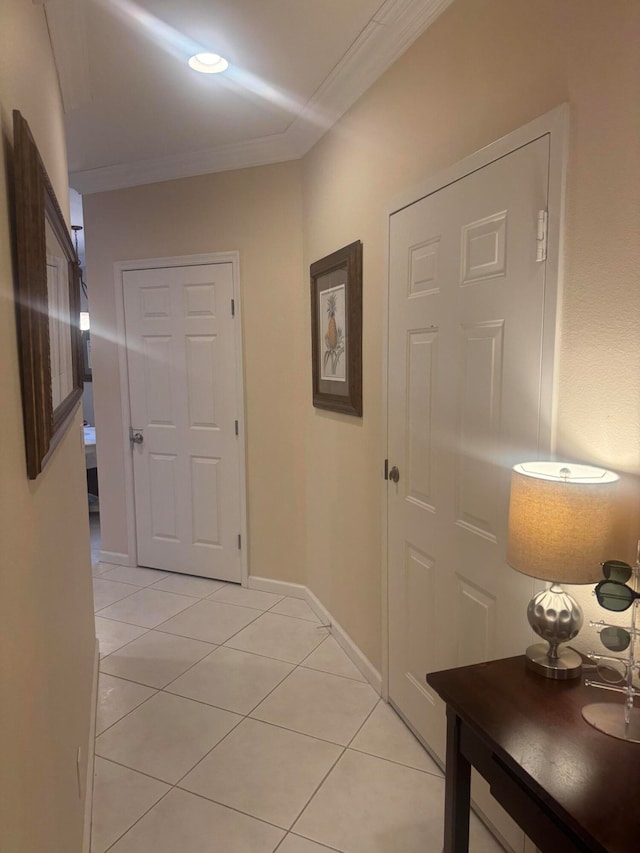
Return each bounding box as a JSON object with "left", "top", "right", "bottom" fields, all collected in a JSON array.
[{"left": 507, "top": 462, "right": 619, "bottom": 584}]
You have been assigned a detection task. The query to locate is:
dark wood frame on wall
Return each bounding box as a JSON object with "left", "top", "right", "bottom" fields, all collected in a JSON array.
[
  {"left": 13, "top": 110, "right": 83, "bottom": 479},
  {"left": 310, "top": 240, "right": 363, "bottom": 416}
]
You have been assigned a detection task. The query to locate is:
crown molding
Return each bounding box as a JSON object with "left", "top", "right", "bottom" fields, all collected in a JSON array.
[
  {"left": 69, "top": 0, "right": 454, "bottom": 195},
  {"left": 286, "top": 0, "right": 454, "bottom": 154}
]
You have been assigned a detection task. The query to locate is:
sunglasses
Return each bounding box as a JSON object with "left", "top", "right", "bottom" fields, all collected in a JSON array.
[
  {"left": 602, "top": 559, "right": 633, "bottom": 583},
  {"left": 594, "top": 579, "right": 640, "bottom": 612},
  {"left": 598, "top": 625, "right": 631, "bottom": 652}
]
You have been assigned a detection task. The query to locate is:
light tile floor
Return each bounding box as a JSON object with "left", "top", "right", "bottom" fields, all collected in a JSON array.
[{"left": 92, "top": 565, "right": 505, "bottom": 853}]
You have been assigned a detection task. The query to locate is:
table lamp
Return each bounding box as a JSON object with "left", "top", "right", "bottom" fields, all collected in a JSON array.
[{"left": 507, "top": 461, "right": 619, "bottom": 680}]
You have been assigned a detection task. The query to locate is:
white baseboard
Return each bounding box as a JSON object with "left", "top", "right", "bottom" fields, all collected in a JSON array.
[
  {"left": 248, "top": 575, "right": 382, "bottom": 694},
  {"left": 82, "top": 638, "right": 99, "bottom": 853},
  {"left": 99, "top": 550, "right": 134, "bottom": 567},
  {"left": 247, "top": 575, "right": 307, "bottom": 599},
  {"left": 304, "top": 589, "right": 382, "bottom": 695}
]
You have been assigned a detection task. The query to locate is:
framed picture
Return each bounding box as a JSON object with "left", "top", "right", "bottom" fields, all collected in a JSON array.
[
  {"left": 310, "top": 240, "right": 362, "bottom": 416},
  {"left": 12, "top": 110, "right": 83, "bottom": 479}
]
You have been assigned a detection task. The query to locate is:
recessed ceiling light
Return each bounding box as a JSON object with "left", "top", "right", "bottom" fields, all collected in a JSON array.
[{"left": 188, "top": 53, "right": 229, "bottom": 74}]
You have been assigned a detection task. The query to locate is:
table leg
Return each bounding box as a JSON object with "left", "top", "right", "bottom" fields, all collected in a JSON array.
[{"left": 443, "top": 706, "right": 471, "bottom": 853}]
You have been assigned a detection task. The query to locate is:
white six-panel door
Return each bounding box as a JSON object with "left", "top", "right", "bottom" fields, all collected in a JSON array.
[
  {"left": 123, "top": 262, "right": 242, "bottom": 581},
  {"left": 388, "top": 136, "right": 553, "bottom": 851}
]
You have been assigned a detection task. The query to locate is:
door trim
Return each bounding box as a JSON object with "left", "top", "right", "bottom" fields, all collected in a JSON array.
[
  {"left": 113, "top": 251, "right": 249, "bottom": 584},
  {"left": 380, "top": 103, "right": 569, "bottom": 697}
]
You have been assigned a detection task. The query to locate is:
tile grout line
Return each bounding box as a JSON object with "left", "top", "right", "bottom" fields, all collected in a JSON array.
[
  {"left": 95, "top": 673, "right": 241, "bottom": 743},
  {"left": 93, "top": 580, "right": 139, "bottom": 595},
  {"left": 150, "top": 603, "right": 328, "bottom": 653},
  {"left": 177, "top": 739, "right": 340, "bottom": 837},
  {"left": 100, "top": 635, "right": 218, "bottom": 684},
  {"left": 98, "top": 628, "right": 348, "bottom": 744},
  {"left": 99, "top": 615, "right": 366, "bottom": 748},
  {"left": 284, "top": 686, "right": 438, "bottom": 842},
  {"left": 93, "top": 591, "right": 440, "bottom": 850},
  {"left": 95, "top": 624, "right": 153, "bottom": 658},
  {"left": 338, "top": 699, "right": 446, "bottom": 779},
  {"left": 99, "top": 576, "right": 169, "bottom": 589},
  {"left": 97, "top": 681, "right": 440, "bottom": 791},
  {"left": 93, "top": 561, "right": 293, "bottom": 849},
  {"left": 169, "top": 783, "right": 294, "bottom": 834},
  {"left": 99, "top": 738, "right": 409, "bottom": 841},
  {"left": 94, "top": 599, "right": 269, "bottom": 752},
  {"left": 101, "top": 785, "right": 175, "bottom": 853},
  {"left": 98, "top": 605, "right": 327, "bottom": 697},
  {"left": 282, "top": 746, "right": 348, "bottom": 838},
  {"left": 93, "top": 590, "right": 142, "bottom": 610},
  {"left": 95, "top": 683, "right": 160, "bottom": 738},
  {"left": 95, "top": 755, "right": 172, "bottom": 788},
  {"left": 219, "top": 633, "right": 328, "bottom": 666},
  {"left": 154, "top": 604, "right": 265, "bottom": 645},
  {"left": 236, "top": 716, "right": 350, "bottom": 750},
  {"left": 96, "top": 591, "right": 326, "bottom": 641},
  {"left": 347, "top": 743, "right": 446, "bottom": 779},
  {"left": 218, "top": 643, "right": 383, "bottom": 838},
  {"left": 99, "top": 629, "right": 351, "bottom": 695},
  {"left": 93, "top": 592, "right": 202, "bottom": 626},
  {"left": 98, "top": 761, "right": 301, "bottom": 853},
  {"left": 263, "top": 595, "right": 323, "bottom": 624},
  {"left": 162, "top": 655, "right": 293, "bottom": 715},
  {"left": 283, "top": 698, "right": 384, "bottom": 845},
  {"left": 160, "top": 622, "right": 354, "bottom": 804},
  {"left": 208, "top": 590, "right": 284, "bottom": 607},
  {"left": 94, "top": 612, "right": 156, "bottom": 629},
  {"left": 243, "top": 634, "right": 373, "bottom": 736},
  {"left": 273, "top": 831, "right": 345, "bottom": 853}
]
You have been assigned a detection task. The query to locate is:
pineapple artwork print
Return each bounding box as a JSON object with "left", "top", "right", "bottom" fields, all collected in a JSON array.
[{"left": 320, "top": 284, "right": 346, "bottom": 381}]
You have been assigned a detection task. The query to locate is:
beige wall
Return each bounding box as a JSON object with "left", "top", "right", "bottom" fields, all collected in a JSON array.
[
  {"left": 301, "top": 0, "right": 640, "bottom": 667},
  {"left": 84, "top": 162, "right": 306, "bottom": 581},
  {"left": 85, "top": 0, "right": 639, "bottom": 674},
  {"left": 0, "top": 3, "right": 96, "bottom": 852}
]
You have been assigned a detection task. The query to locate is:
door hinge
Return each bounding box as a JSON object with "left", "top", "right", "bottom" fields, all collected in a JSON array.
[
  {"left": 235, "top": 419, "right": 239, "bottom": 436},
  {"left": 231, "top": 298, "right": 235, "bottom": 317},
  {"left": 536, "top": 209, "right": 548, "bottom": 262},
  {"left": 237, "top": 534, "right": 242, "bottom": 550},
  {"left": 384, "top": 459, "right": 389, "bottom": 480}
]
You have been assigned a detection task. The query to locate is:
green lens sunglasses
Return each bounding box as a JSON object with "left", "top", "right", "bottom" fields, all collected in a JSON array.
[
  {"left": 595, "top": 579, "right": 640, "bottom": 612},
  {"left": 599, "top": 625, "right": 632, "bottom": 652},
  {"left": 601, "top": 559, "right": 633, "bottom": 583}
]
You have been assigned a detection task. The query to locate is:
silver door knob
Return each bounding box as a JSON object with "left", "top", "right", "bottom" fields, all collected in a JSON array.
[
  {"left": 129, "top": 428, "right": 144, "bottom": 447},
  {"left": 389, "top": 466, "right": 400, "bottom": 483}
]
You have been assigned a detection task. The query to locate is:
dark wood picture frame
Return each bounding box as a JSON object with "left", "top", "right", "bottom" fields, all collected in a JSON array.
[
  {"left": 13, "top": 110, "right": 83, "bottom": 479},
  {"left": 310, "top": 240, "right": 362, "bottom": 416}
]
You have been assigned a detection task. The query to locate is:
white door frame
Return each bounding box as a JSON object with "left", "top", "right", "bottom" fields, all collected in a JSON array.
[
  {"left": 380, "top": 104, "right": 569, "bottom": 699},
  {"left": 113, "top": 251, "right": 249, "bottom": 585}
]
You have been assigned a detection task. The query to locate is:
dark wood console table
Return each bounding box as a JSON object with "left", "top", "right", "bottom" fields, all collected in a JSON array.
[{"left": 427, "top": 656, "right": 640, "bottom": 853}]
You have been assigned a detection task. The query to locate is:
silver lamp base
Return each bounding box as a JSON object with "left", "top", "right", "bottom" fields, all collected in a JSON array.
[
  {"left": 525, "top": 583, "right": 584, "bottom": 680},
  {"left": 582, "top": 703, "right": 640, "bottom": 743},
  {"left": 525, "top": 642, "right": 582, "bottom": 680}
]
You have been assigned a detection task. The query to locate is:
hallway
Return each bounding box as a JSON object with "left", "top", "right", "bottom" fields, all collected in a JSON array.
[{"left": 92, "top": 564, "right": 503, "bottom": 852}]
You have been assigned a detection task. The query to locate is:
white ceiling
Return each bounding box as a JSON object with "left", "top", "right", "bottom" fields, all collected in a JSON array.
[{"left": 46, "top": 0, "right": 454, "bottom": 194}]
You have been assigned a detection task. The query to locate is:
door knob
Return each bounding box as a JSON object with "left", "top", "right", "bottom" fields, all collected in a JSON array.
[
  {"left": 389, "top": 466, "right": 400, "bottom": 483},
  {"left": 129, "top": 428, "right": 144, "bottom": 447}
]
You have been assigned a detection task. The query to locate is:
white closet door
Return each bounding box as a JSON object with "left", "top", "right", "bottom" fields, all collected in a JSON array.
[
  {"left": 124, "top": 262, "right": 242, "bottom": 581},
  {"left": 388, "top": 137, "right": 552, "bottom": 850}
]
